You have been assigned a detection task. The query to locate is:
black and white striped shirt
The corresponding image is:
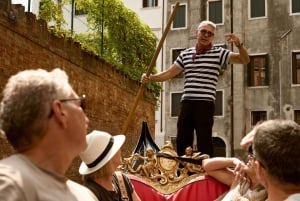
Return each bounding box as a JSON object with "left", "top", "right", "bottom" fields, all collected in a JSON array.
[{"left": 175, "top": 46, "right": 232, "bottom": 102}]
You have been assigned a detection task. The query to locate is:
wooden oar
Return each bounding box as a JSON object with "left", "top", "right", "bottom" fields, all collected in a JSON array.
[
  {"left": 156, "top": 152, "right": 209, "bottom": 165},
  {"left": 121, "top": 2, "right": 180, "bottom": 134}
]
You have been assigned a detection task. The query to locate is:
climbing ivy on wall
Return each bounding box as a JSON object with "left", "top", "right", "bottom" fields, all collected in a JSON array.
[
  {"left": 39, "top": 0, "right": 66, "bottom": 33},
  {"left": 38, "top": 0, "right": 161, "bottom": 99}
]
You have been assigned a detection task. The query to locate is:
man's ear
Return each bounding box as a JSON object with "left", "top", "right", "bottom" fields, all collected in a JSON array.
[
  {"left": 51, "top": 100, "right": 67, "bottom": 128},
  {"left": 255, "top": 160, "right": 267, "bottom": 187}
]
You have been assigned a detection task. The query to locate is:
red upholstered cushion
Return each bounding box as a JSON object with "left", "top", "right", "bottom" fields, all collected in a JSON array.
[
  {"left": 128, "top": 174, "right": 166, "bottom": 201},
  {"left": 128, "top": 174, "right": 229, "bottom": 201}
]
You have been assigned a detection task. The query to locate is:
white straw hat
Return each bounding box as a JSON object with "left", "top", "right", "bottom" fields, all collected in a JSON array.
[{"left": 79, "top": 130, "right": 125, "bottom": 175}]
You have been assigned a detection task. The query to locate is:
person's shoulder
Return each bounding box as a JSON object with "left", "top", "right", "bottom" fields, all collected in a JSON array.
[
  {"left": 184, "top": 47, "right": 194, "bottom": 52},
  {"left": 121, "top": 173, "right": 132, "bottom": 182},
  {"left": 284, "top": 193, "right": 300, "bottom": 201},
  {"left": 0, "top": 175, "right": 24, "bottom": 200},
  {"left": 212, "top": 46, "right": 228, "bottom": 51},
  {"left": 0, "top": 159, "right": 26, "bottom": 200},
  {"left": 1, "top": 154, "right": 27, "bottom": 164},
  {"left": 0, "top": 154, "right": 38, "bottom": 176},
  {"left": 67, "top": 180, "right": 98, "bottom": 201},
  {"left": 0, "top": 159, "right": 20, "bottom": 180},
  {"left": 175, "top": 47, "right": 192, "bottom": 55},
  {"left": 178, "top": 48, "right": 194, "bottom": 59},
  {"left": 67, "top": 180, "right": 91, "bottom": 189},
  {"left": 114, "top": 171, "right": 130, "bottom": 181},
  {"left": 0, "top": 155, "right": 24, "bottom": 178},
  {"left": 114, "top": 171, "right": 133, "bottom": 185}
]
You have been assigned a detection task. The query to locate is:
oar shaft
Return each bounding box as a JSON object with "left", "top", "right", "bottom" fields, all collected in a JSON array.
[
  {"left": 145, "top": 1, "right": 180, "bottom": 76},
  {"left": 121, "top": 2, "right": 180, "bottom": 134}
]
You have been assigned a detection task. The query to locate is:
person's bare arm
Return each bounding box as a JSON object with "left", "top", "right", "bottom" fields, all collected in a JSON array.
[
  {"left": 225, "top": 33, "right": 250, "bottom": 64},
  {"left": 141, "top": 64, "right": 182, "bottom": 84},
  {"left": 202, "top": 157, "right": 245, "bottom": 186},
  {"left": 229, "top": 47, "right": 250, "bottom": 64}
]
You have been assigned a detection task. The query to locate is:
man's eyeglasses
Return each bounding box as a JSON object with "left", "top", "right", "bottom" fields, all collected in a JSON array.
[
  {"left": 199, "top": 29, "right": 214, "bottom": 37},
  {"left": 59, "top": 95, "right": 86, "bottom": 110},
  {"left": 48, "top": 95, "right": 86, "bottom": 118},
  {"left": 248, "top": 145, "right": 266, "bottom": 168}
]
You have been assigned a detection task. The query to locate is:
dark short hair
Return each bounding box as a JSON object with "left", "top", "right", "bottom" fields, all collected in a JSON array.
[{"left": 253, "top": 119, "right": 300, "bottom": 185}]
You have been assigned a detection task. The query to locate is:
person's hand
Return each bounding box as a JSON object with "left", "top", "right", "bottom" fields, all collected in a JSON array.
[
  {"left": 232, "top": 158, "right": 246, "bottom": 176},
  {"left": 140, "top": 73, "right": 151, "bottom": 84},
  {"left": 240, "top": 127, "right": 256, "bottom": 147},
  {"left": 230, "top": 171, "right": 246, "bottom": 190},
  {"left": 230, "top": 159, "right": 246, "bottom": 190},
  {"left": 225, "top": 33, "right": 241, "bottom": 47}
]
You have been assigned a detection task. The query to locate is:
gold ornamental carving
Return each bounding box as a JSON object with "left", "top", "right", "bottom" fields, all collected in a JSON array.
[{"left": 119, "top": 141, "right": 210, "bottom": 194}]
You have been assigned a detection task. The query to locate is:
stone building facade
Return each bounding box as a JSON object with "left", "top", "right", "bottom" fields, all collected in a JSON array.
[
  {"left": 3, "top": 0, "right": 300, "bottom": 160},
  {"left": 163, "top": 0, "right": 300, "bottom": 157}
]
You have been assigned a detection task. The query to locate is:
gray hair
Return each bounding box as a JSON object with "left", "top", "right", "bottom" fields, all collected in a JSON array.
[
  {"left": 0, "top": 68, "right": 73, "bottom": 151},
  {"left": 198, "top": 20, "right": 216, "bottom": 30}
]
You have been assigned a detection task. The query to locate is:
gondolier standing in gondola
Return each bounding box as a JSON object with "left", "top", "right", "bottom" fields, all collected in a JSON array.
[{"left": 141, "top": 20, "right": 250, "bottom": 157}]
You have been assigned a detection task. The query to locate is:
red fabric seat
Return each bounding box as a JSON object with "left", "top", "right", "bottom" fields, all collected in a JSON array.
[{"left": 127, "top": 174, "right": 229, "bottom": 201}]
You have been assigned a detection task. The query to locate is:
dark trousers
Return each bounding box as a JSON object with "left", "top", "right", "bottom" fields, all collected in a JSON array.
[{"left": 176, "top": 100, "right": 214, "bottom": 157}]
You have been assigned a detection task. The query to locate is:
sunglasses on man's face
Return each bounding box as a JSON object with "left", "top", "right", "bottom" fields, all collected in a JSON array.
[{"left": 199, "top": 29, "right": 215, "bottom": 37}]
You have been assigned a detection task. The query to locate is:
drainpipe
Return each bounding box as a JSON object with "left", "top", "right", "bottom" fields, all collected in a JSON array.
[
  {"left": 278, "top": 29, "right": 292, "bottom": 118},
  {"left": 27, "top": 0, "right": 31, "bottom": 12},
  {"left": 160, "top": 0, "right": 165, "bottom": 133},
  {"left": 230, "top": 0, "right": 234, "bottom": 157},
  {"left": 101, "top": 0, "right": 104, "bottom": 57},
  {"left": 71, "top": 0, "right": 74, "bottom": 35}
]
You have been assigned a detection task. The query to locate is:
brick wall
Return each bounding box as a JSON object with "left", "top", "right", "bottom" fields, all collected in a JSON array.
[{"left": 0, "top": 2, "right": 156, "bottom": 183}]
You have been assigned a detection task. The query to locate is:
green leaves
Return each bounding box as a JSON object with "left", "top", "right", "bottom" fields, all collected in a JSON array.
[
  {"left": 38, "top": 0, "right": 66, "bottom": 30},
  {"left": 39, "top": 0, "right": 161, "bottom": 99}
]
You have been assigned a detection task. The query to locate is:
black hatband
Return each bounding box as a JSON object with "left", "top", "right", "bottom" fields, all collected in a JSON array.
[{"left": 87, "top": 137, "right": 114, "bottom": 168}]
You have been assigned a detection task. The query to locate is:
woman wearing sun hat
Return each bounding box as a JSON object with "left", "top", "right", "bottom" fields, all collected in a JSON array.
[{"left": 79, "top": 130, "right": 141, "bottom": 201}]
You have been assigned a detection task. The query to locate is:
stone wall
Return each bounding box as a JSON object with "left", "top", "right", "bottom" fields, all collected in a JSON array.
[{"left": 0, "top": 1, "right": 156, "bottom": 182}]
